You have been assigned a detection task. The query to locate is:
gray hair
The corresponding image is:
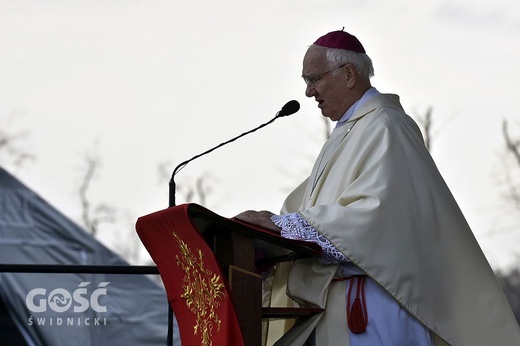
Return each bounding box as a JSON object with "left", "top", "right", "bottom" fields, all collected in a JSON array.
[{"left": 313, "top": 45, "right": 374, "bottom": 80}]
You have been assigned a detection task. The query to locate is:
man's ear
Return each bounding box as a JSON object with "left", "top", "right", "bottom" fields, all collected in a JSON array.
[{"left": 344, "top": 64, "right": 357, "bottom": 88}]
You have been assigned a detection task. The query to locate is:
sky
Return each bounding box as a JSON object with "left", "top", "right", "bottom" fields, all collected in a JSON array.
[{"left": 1, "top": 0, "right": 520, "bottom": 269}]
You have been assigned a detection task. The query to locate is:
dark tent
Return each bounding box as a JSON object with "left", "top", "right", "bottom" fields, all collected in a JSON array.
[{"left": 0, "top": 167, "right": 179, "bottom": 345}]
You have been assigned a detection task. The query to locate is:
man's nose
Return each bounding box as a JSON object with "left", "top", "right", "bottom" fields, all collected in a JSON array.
[{"left": 305, "top": 84, "right": 317, "bottom": 98}]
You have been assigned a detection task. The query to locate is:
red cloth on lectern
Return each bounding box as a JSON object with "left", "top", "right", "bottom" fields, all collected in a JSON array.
[{"left": 136, "top": 205, "right": 244, "bottom": 346}]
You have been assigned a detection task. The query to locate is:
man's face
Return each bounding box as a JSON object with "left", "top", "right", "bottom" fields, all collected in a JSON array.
[{"left": 302, "top": 47, "right": 353, "bottom": 121}]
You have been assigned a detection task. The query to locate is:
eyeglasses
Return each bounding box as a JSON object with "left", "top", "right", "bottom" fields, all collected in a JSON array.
[{"left": 302, "top": 64, "right": 347, "bottom": 86}]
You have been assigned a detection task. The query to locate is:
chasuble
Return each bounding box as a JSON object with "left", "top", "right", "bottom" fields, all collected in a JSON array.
[{"left": 268, "top": 94, "right": 520, "bottom": 346}]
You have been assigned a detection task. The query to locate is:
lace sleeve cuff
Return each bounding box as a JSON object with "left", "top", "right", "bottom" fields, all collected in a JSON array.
[{"left": 271, "top": 213, "right": 349, "bottom": 264}]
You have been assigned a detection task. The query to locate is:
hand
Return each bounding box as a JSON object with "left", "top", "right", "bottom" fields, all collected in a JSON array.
[{"left": 234, "top": 210, "right": 282, "bottom": 233}]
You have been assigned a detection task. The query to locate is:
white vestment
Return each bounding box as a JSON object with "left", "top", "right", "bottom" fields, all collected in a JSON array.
[
  {"left": 269, "top": 94, "right": 520, "bottom": 346},
  {"left": 272, "top": 213, "right": 434, "bottom": 345}
]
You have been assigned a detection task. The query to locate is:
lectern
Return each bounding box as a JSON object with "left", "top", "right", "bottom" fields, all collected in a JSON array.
[{"left": 136, "top": 204, "right": 322, "bottom": 346}]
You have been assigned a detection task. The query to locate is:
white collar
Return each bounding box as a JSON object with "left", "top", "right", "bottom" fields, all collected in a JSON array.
[{"left": 336, "top": 87, "right": 380, "bottom": 128}]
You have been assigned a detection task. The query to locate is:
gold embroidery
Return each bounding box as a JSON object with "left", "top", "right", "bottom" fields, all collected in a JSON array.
[{"left": 173, "top": 231, "right": 225, "bottom": 346}]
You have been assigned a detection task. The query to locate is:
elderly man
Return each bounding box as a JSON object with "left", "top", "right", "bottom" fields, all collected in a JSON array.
[{"left": 236, "top": 29, "right": 520, "bottom": 345}]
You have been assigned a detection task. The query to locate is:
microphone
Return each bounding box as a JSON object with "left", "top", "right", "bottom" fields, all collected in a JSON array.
[
  {"left": 278, "top": 100, "right": 300, "bottom": 117},
  {"left": 169, "top": 100, "right": 300, "bottom": 206}
]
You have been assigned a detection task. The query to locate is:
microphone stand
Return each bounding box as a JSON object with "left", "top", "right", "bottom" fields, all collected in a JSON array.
[
  {"left": 169, "top": 112, "right": 288, "bottom": 208},
  {"left": 165, "top": 101, "right": 298, "bottom": 346}
]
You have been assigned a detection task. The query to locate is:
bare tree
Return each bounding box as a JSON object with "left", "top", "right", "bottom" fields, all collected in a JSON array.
[
  {"left": 77, "top": 152, "right": 154, "bottom": 264},
  {"left": 0, "top": 112, "right": 34, "bottom": 170},
  {"left": 496, "top": 119, "right": 520, "bottom": 321},
  {"left": 78, "top": 152, "right": 116, "bottom": 236},
  {"left": 501, "top": 119, "right": 520, "bottom": 212},
  {"left": 157, "top": 161, "right": 213, "bottom": 205},
  {"left": 503, "top": 119, "right": 520, "bottom": 165}
]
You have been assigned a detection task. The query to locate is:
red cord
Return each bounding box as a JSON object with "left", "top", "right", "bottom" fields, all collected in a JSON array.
[{"left": 346, "top": 276, "right": 368, "bottom": 333}]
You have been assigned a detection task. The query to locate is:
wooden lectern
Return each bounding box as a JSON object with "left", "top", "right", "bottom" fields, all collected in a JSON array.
[{"left": 136, "top": 203, "right": 322, "bottom": 346}]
